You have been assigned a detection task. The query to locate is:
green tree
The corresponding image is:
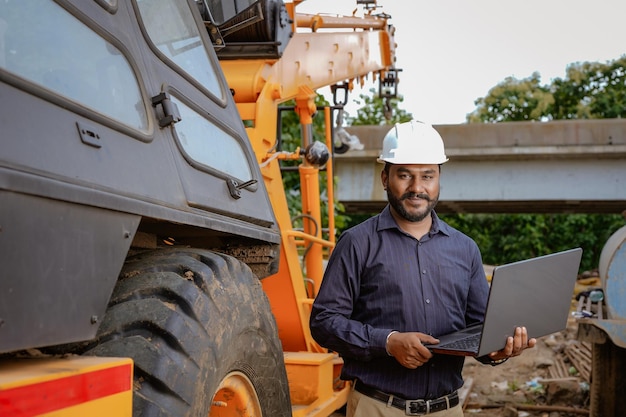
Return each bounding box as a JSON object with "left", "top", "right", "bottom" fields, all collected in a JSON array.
[
  {"left": 552, "top": 55, "right": 626, "bottom": 119},
  {"left": 439, "top": 213, "right": 624, "bottom": 273},
  {"left": 469, "top": 55, "right": 626, "bottom": 122},
  {"left": 467, "top": 72, "right": 554, "bottom": 123}
]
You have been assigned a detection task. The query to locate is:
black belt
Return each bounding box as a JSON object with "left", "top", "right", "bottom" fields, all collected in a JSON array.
[{"left": 355, "top": 382, "right": 459, "bottom": 415}]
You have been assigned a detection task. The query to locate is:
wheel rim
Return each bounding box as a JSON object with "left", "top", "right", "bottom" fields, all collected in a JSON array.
[{"left": 210, "top": 371, "right": 263, "bottom": 417}]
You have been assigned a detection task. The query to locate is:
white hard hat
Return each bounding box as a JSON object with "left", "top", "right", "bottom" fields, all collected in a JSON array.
[{"left": 377, "top": 121, "right": 448, "bottom": 164}]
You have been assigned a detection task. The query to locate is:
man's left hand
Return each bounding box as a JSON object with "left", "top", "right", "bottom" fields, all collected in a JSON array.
[{"left": 489, "top": 326, "right": 536, "bottom": 361}]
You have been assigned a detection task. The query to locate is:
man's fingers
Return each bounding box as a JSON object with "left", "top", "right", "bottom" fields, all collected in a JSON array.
[
  {"left": 513, "top": 327, "right": 530, "bottom": 355},
  {"left": 407, "top": 358, "right": 425, "bottom": 369},
  {"left": 487, "top": 327, "right": 537, "bottom": 360},
  {"left": 391, "top": 332, "right": 440, "bottom": 368},
  {"left": 506, "top": 336, "right": 515, "bottom": 355},
  {"left": 512, "top": 327, "right": 523, "bottom": 354},
  {"left": 419, "top": 335, "right": 440, "bottom": 345}
]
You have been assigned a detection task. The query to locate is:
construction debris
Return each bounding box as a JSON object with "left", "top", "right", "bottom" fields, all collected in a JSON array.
[{"left": 564, "top": 342, "right": 592, "bottom": 382}]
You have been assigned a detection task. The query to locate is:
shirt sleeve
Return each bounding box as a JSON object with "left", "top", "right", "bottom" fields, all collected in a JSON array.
[{"left": 309, "top": 231, "right": 390, "bottom": 360}]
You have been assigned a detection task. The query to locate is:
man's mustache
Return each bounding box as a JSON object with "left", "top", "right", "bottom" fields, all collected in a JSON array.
[{"left": 401, "top": 192, "right": 430, "bottom": 201}]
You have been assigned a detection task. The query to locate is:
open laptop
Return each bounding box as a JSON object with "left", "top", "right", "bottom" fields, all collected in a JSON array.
[{"left": 426, "top": 247, "right": 583, "bottom": 357}]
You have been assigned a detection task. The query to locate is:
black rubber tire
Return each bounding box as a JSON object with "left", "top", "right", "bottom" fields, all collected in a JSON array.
[
  {"left": 83, "top": 248, "right": 291, "bottom": 417},
  {"left": 589, "top": 341, "right": 626, "bottom": 417}
]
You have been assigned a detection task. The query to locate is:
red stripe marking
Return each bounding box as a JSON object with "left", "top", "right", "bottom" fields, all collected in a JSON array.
[{"left": 0, "top": 363, "right": 132, "bottom": 417}]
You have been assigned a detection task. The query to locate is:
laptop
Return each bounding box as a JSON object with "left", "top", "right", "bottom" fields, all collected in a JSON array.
[{"left": 426, "top": 248, "right": 583, "bottom": 357}]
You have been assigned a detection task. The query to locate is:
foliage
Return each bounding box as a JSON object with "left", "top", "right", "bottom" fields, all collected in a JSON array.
[
  {"left": 551, "top": 55, "right": 626, "bottom": 119},
  {"left": 467, "top": 72, "right": 554, "bottom": 123},
  {"left": 346, "top": 88, "right": 413, "bottom": 126},
  {"left": 438, "top": 213, "right": 624, "bottom": 273},
  {"left": 468, "top": 55, "right": 626, "bottom": 122}
]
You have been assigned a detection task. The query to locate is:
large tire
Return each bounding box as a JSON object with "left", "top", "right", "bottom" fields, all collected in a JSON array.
[
  {"left": 83, "top": 248, "right": 291, "bottom": 417},
  {"left": 589, "top": 341, "right": 626, "bottom": 417}
]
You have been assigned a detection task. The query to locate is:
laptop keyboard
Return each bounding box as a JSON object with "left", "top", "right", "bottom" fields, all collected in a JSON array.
[{"left": 438, "top": 333, "right": 481, "bottom": 351}]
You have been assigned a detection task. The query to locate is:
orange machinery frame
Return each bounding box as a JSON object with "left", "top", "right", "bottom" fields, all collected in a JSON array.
[{"left": 218, "top": 2, "right": 398, "bottom": 415}]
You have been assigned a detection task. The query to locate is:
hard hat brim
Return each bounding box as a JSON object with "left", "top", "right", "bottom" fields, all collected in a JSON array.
[{"left": 376, "top": 157, "right": 449, "bottom": 165}]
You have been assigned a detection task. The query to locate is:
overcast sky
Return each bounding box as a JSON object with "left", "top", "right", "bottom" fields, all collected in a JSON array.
[{"left": 296, "top": 0, "right": 626, "bottom": 124}]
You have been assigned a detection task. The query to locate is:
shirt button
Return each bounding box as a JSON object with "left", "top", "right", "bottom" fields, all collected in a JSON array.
[
  {"left": 426, "top": 299, "right": 431, "bottom": 304},
  {"left": 422, "top": 270, "right": 426, "bottom": 274}
]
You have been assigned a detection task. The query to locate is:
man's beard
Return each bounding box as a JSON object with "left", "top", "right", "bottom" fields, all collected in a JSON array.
[{"left": 387, "top": 190, "right": 439, "bottom": 223}]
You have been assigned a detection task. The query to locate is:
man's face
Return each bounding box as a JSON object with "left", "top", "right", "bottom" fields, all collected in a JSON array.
[{"left": 382, "top": 164, "right": 440, "bottom": 223}]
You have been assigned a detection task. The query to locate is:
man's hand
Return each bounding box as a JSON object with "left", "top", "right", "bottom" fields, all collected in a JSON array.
[
  {"left": 489, "top": 326, "right": 537, "bottom": 361},
  {"left": 386, "top": 332, "right": 439, "bottom": 369}
]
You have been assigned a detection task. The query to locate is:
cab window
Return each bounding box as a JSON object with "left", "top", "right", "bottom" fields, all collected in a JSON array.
[
  {"left": 0, "top": 0, "right": 148, "bottom": 132},
  {"left": 136, "top": 0, "right": 223, "bottom": 99},
  {"left": 172, "top": 97, "right": 252, "bottom": 181}
]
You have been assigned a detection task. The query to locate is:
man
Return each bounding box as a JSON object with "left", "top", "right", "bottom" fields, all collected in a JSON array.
[{"left": 310, "top": 121, "right": 536, "bottom": 417}]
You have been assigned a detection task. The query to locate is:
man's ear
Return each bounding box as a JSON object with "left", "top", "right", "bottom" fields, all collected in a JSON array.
[{"left": 380, "top": 169, "right": 388, "bottom": 190}]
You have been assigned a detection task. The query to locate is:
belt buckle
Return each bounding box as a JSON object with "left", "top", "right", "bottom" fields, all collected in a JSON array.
[{"left": 405, "top": 399, "right": 428, "bottom": 416}]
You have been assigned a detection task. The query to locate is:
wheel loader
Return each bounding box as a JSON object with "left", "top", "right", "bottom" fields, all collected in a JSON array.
[{"left": 0, "top": 0, "right": 398, "bottom": 415}]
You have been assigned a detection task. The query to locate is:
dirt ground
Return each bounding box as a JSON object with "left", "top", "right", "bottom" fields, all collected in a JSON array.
[{"left": 461, "top": 319, "right": 590, "bottom": 417}]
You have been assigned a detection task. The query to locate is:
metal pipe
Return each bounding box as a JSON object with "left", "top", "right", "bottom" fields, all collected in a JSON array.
[{"left": 295, "top": 13, "right": 387, "bottom": 31}]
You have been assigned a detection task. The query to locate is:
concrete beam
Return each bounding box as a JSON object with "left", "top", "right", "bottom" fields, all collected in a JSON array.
[{"left": 334, "top": 120, "right": 626, "bottom": 214}]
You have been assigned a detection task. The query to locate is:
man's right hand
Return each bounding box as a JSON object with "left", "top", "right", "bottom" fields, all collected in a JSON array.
[{"left": 386, "top": 332, "right": 439, "bottom": 369}]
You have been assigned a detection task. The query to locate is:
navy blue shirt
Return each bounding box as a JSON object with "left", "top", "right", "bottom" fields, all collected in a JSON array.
[{"left": 309, "top": 206, "right": 489, "bottom": 400}]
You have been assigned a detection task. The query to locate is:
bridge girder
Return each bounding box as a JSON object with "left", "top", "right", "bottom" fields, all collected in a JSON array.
[{"left": 335, "top": 119, "right": 626, "bottom": 214}]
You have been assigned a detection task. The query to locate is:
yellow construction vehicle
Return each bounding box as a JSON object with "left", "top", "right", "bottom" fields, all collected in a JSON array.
[{"left": 0, "top": 0, "right": 397, "bottom": 416}]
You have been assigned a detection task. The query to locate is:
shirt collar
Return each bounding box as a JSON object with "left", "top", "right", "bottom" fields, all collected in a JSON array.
[{"left": 378, "top": 204, "right": 451, "bottom": 237}]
